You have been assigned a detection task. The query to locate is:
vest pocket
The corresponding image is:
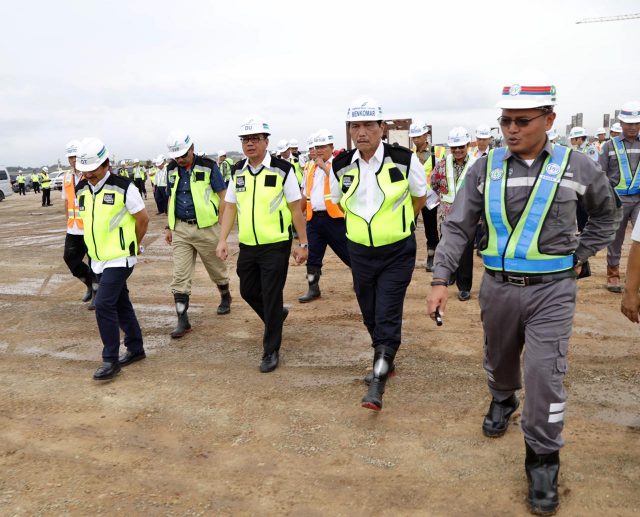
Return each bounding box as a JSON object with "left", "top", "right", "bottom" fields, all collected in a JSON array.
[{"left": 119, "top": 227, "right": 125, "bottom": 250}]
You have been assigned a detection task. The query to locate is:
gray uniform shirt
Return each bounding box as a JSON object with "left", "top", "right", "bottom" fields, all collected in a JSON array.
[
  {"left": 598, "top": 136, "right": 640, "bottom": 186},
  {"left": 433, "top": 140, "right": 621, "bottom": 280}
]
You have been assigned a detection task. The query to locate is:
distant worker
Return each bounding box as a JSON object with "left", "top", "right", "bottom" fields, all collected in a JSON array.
[
  {"left": 132, "top": 159, "right": 147, "bottom": 199},
  {"left": 431, "top": 127, "right": 478, "bottom": 301},
  {"left": 427, "top": 83, "right": 620, "bottom": 515},
  {"left": 409, "top": 120, "right": 445, "bottom": 272},
  {"left": 74, "top": 137, "right": 149, "bottom": 381},
  {"left": 41, "top": 167, "right": 52, "bottom": 206},
  {"left": 569, "top": 127, "right": 598, "bottom": 162},
  {"left": 610, "top": 122, "right": 622, "bottom": 139},
  {"left": 16, "top": 171, "right": 26, "bottom": 195},
  {"left": 598, "top": 102, "right": 640, "bottom": 293},
  {"left": 472, "top": 125, "right": 492, "bottom": 158},
  {"left": 546, "top": 128, "right": 560, "bottom": 144},
  {"left": 30, "top": 171, "right": 41, "bottom": 193},
  {"left": 153, "top": 155, "right": 168, "bottom": 215},
  {"left": 165, "top": 130, "right": 232, "bottom": 339},
  {"left": 217, "top": 116, "right": 308, "bottom": 373},
  {"left": 118, "top": 160, "right": 130, "bottom": 178},
  {"left": 217, "top": 150, "right": 234, "bottom": 186},
  {"left": 330, "top": 97, "right": 426, "bottom": 411},
  {"left": 298, "top": 129, "right": 351, "bottom": 303},
  {"left": 595, "top": 127, "right": 607, "bottom": 152}
]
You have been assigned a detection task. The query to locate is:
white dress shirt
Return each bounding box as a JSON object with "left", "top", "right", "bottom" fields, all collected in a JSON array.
[{"left": 302, "top": 157, "right": 333, "bottom": 212}]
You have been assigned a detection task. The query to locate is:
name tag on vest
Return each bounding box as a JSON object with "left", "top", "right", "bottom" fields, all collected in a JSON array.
[
  {"left": 539, "top": 162, "right": 562, "bottom": 184},
  {"left": 103, "top": 193, "right": 116, "bottom": 205},
  {"left": 236, "top": 176, "right": 246, "bottom": 192},
  {"left": 342, "top": 175, "right": 354, "bottom": 192}
]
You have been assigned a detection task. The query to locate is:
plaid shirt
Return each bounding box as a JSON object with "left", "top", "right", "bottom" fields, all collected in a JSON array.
[{"left": 430, "top": 157, "right": 468, "bottom": 221}]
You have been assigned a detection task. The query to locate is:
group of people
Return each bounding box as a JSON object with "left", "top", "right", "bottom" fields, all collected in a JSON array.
[
  {"left": 14, "top": 167, "right": 53, "bottom": 206},
  {"left": 55, "top": 84, "right": 640, "bottom": 515}
]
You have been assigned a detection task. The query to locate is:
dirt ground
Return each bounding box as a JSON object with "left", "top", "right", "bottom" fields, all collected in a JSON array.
[{"left": 0, "top": 191, "right": 638, "bottom": 516}]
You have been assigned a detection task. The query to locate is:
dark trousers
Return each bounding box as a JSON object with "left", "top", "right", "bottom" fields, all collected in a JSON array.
[
  {"left": 32, "top": 182, "right": 40, "bottom": 193},
  {"left": 348, "top": 234, "right": 416, "bottom": 354},
  {"left": 63, "top": 233, "right": 93, "bottom": 281},
  {"left": 455, "top": 239, "right": 475, "bottom": 292},
  {"left": 420, "top": 206, "right": 439, "bottom": 250},
  {"left": 134, "top": 179, "right": 146, "bottom": 197},
  {"left": 307, "top": 213, "right": 351, "bottom": 270},
  {"left": 154, "top": 186, "right": 168, "bottom": 214},
  {"left": 237, "top": 240, "right": 291, "bottom": 355},
  {"left": 42, "top": 188, "right": 51, "bottom": 206},
  {"left": 18, "top": 184, "right": 26, "bottom": 195},
  {"left": 577, "top": 200, "right": 588, "bottom": 234},
  {"left": 94, "top": 267, "right": 143, "bottom": 362}
]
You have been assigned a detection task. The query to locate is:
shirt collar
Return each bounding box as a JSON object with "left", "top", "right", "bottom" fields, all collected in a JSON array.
[
  {"left": 351, "top": 140, "right": 384, "bottom": 165},
  {"left": 90, "top": 171, "right": 111, "bottom": 192},
  {"left": 242, "top": 152, "right": 272, "bottom": 171},
  {"left": 504, "top": 138, "right": 554, "bottom": 161}
]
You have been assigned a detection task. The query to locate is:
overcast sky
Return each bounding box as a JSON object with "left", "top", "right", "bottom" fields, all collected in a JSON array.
[{"left": 2, "top": 0, "right": 639, "bottom": 166}]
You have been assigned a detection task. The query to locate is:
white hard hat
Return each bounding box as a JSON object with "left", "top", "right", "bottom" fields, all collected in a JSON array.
[
  {"left": 289, "top": 139, "right": 299, "bottom": 148},
  {"left": 569, "top": 127, "right": 588, "bottom": 139},
  {"left": 596, "top": 127, "right": 607, "bottom": 135},
  {"left": 42, "top": 166, "right": 49, "bottom": 172},
  {"left": 166, "top": 130, "right": 193, "bottom": 159},
  {"left": 611, "top": 122, "right": 623, "bottom": 133},
  {"left": 346, "top": 96, "right": 383, "bottom": 122},
  {"left": 75, "top": 137, "right": 110, "bottom": 172},
  {"left": 277, "top": 139, "right": 289, "bottom": 153},
  {"left": 447, "top": 127, "right": 471, "bottom": 147},
  {"left": 496, "top": 84, "right": 557, "bottom": 109},
  {"left": 120, "top": 160, "right": 127, "bottom": 166},
  {"left": 619, "top": 101, "right": 640, "bottom": 123},
  {"left": 217, "top": 149, "right": 226, "bottom": 157},
  {"left": 154, "top": 156, "right": 164, "bottom": 166},
  {"left": 313, "top": 129, "right": 334, "bottom": 147},
  {"left": 546, "top": 128, "right": 559, "bottom": 141},
  {"left": 65, "top": 139, "right": 80, "bottom": 157},
  {"left": 307, "top": 133, "right": 317, "bottom": 149},
  {"left": 409, "top": 120, "right": 429, "bottom": 138},
  {"left": 476, "top": 125, "right": 492, "bottom": 139},
  {"left": 238, "top": 115, "right": 271, "bottom": 137}
]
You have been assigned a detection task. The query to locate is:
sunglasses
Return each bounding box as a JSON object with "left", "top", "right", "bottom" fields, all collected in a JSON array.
[
  {"left": 497, "top": 112, "right": 547, "bottom": 128},
  {"left": 240, "top": 136, "right": 266, "bottom": 144}
]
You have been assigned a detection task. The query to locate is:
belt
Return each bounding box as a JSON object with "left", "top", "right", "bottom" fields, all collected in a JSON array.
[
  {"left": 178, "top": 218, "right": 198, "bottom": 225},
  {"left": 313, "top": 210, "right": 328, "bottom": 216},
  {"left": 485, "top": 269, "right": 576, "bottom": 286}
]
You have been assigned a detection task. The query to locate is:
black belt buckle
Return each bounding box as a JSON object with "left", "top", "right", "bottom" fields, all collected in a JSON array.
[{"left": 506, "top": 275, "right": 526, "bottom": 286}]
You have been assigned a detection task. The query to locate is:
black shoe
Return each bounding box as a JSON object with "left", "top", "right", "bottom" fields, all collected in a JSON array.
[
  {"left": 458, "top": 290, "right": 471, "bottom": 301},
  {"left": 364, "top": 363, "right": 396, "bottom": 385},
  {"left": 425, "top": 251, "right": 435, "bottom": 272},
  {"left": 87, "top": 283, "right": 98, "bottom": 310},
  {"left": 282, "top": 307, "right": 289, "bottom": 323},
  {"left": 217, "top": 285, "right": 232, "bottom": 315},
  {"left": 93, "top": 361, "right": 121, "bottom": 380},
  {"left": 525, "top": 442, "right": 560, "bottom": 516},
  {"left": 362, "top": 376, "right": 387, "bottom": 411},
  {"left": 81, "top": 284, "right": 92, "bottom": 303},
  {"left": 119, "top": 349, "right": 146, "bottom": 367},
  {"left": 482, "top": 394, "right": 519, "bottom": 437},
  {"left": 260, "top": 350, "right": 279, "bottom": 373}
]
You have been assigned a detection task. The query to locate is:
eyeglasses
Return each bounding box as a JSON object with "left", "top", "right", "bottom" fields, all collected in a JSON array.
[
  {"left": 497, "top": 112, "right": 548, "bottom": 128},
  {"left": 175, "top": 150, "right": 190, "bottom": 160},
  {"left": 450, "top": 145, "right": 466, "bottom": 150},
  {"left": 240, "top": 136, "right": 266, "bottom": 144}
]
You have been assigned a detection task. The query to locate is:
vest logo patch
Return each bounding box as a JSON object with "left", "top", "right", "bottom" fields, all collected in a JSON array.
[
  {"left": 343, "top": 175, "right": 354, "bottom": 188},
  {"left": 102, "top": 193, "right": 115, "bottom": 205},
  {"left": 236, "top": 176, "right": 246, "bottom": 192},
  {"left": 545, "top": 163, "right": 561, "bottom": 176},
  {"left": 489, "top": 168, "right": 504, "bottom": 181}
]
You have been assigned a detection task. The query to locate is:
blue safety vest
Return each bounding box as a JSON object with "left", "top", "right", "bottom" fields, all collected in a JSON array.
[
  {"left": 483, "top": 145, "right": 575, "bottom": 274},
  {"left": 611, "top": 136, "right": 640, "bottom": 196}
]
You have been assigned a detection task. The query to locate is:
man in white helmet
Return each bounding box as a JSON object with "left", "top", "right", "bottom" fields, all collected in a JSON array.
[
  {"left": 610, "top": 122, "right": 622, "bottom": 139},
  {"left": 153, "top": 155, "right": 168, "bottom": 214},
  {"left": 217, "top": 116, "right": 308, "bottom": 373},
  {"left": 165, "top": 130, "right": 232, "bottom": 338},
  {"left": 61, "top": 139, "right": 97, "bottom": 308},
  {"left": 118, "top": 160, "right": 130, "bottom": 178},
  {"left": 330, "top": 97, "right": 426, "bottom": 411},
  {"left": 41, "top": 166, "right": 52, "bottom": 206},
  {"left": 427, "top": 84, "right": 620, "bottom": 514},
  {"left": 599, "top": 102, "right": 640, "bottom": 293},
  {"left": 217, "top": 150, "right": 234, "bottom": 186},
  {"left": 74, "top": 137, "right": 149, "bottom": 380},
  {"left": 409, "top": 120, "right": 445, "bottom": 272},
  {"left": 595, "top": 127, "right": 607, "bottom": 152},
  {"left": 431, "top": 127, "right": 478, "bottom": 301},
  {"left": 132, "top": 159, "right": 147, "bottom": 199},
  {"left": 472, "top": 125, "right": 493, "bottom": 158},
  {"left": 289, "top": 138, "right": 303, "bottom": 184},
  {"left": 546, "top": 128, "right": 560, "bottom": 144},
  {"left": 569, "top": 127, "right": 598, "bottom": 162}
]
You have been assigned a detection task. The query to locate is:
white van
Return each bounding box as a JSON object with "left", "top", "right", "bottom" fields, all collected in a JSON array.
[{"left": 0, "top": 167, "right": 13, "bottom": 201}]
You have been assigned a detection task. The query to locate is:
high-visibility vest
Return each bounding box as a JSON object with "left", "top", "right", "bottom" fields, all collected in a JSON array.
[
  {"left": 482, "top": 145, "right": 574, "bottom": 274},
  {"left": 119, "top": 168, "right": 129, "bottom": 178},
  {"left": 41, "top": 173, "right": 51, "bottom": 188},
  {"left": 133, "top": 166, "right": 145, "bottom": 180},
  {"left": 290, "top": 157, "right": 303, "bottom": 185},
  {"left": 611, "top": 136, "right": 640, "bottom": 196},
  {"left": 30, "top": 174, "right": 40, "bottom": 183},
  {"left": 64, "top": 172, "right": 83, "bottom": 230},
  {"left": 76, "top": 174, "right": 138, "bottom": 261},
  {"left": 17, "top": 175, "right": 25, "bottom": 184},
  {"left": 232, "top": 157, "right": 293, "bottom": 245},
  {"left": 332, "top": 143, "right": 414, "bottom": 247},
  {"left": 219, "top": 159, "right": 234, "bottom": 182},
  {"left": 304, "top": 161, "right": 343, "bottom": 221},
  {"left": 167, "top": 156, "right": 221, "bottom": 230},
  {"left": 440, "top": 154, "right": 477, "bottom": 205},
  {"left": 148, "top": 167, "right": 157, "bottom": 185},
  {"left": 415, "top": 145, "right": 446, "bottom": 193}
]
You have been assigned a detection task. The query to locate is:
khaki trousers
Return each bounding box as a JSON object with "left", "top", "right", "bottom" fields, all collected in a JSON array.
[{"left": 170, "top": 220, "right": 229, "bottom": 294}]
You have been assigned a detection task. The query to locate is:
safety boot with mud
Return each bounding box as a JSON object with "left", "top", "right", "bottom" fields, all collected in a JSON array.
[
  {"left": 171, "top": 293, "right": 192, "bottom": 338},
  {"left": 87, "top": 282, "right": 99, "bottom": 311},
  {"left": 298, "top": 268, "right": 321, "bottom": 303},
  {"left": 81, "top": 276, "right": 93, "bottom": 303},
  {"left": 482, "top": 393, "right": 519, "bottom": 437},
  {"left": 361, "top": 348, "right": 395, "bottom": 411},
  {"left": 607, "top": 265, "right": 623, "bottom": 293},
  {"left": 425, "top": 248, "right": 435, "bottom": 272},
  {"left": 216, "top": 284, "right": 232, "bottom": 315},
  {"left": 525, "top": 441, "right": 560, "bottom": 516}
]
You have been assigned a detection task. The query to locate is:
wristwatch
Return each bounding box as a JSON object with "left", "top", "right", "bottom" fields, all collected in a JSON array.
[{"left": 298, "top": 243, "right": 309, "bottom": 249}]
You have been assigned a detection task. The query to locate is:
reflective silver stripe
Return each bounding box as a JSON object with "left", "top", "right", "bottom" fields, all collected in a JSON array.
[
  {"left": 506, "top": 176, "right": 586, "bottom": 194},
  {"left": 204, "top": 185, "right": 213, "bottom": 204},
  {"left": 76, "top": 185, "right": 91, "bottom": 196},
  {"left": 195, "top": 165, "right": 212, "bottom": 175},
  {"left": 549, "top": 402, "right": 565, "bottom": 412},
  {"left": 392, "top": 187, "right": 410, "bottom": 211},
  {"left": 548, "top": 412, "right": 564, "bottom": 423},
  {"left": 334, "top": 162, "right": 358, "bottom": 179},
  {"left": 384, "top": 156, "right": 407, "bottom": 174},
  {"left": 109, "top": 206, "right": 129, "bottom": 232},
  {"left": 269, "top": 191, "right": 285, "bottom": 214}
]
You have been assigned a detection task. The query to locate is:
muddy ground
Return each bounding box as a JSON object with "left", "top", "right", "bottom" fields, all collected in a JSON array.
[{"left": 0, "top": 191, "right": 638, "bottom": 516}]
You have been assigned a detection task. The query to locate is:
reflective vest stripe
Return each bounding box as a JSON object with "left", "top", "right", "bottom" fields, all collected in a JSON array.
[
  {"left": 483, "top": 145, "right": 574, "bottom": 273},
  {"left": 612, "top": 136, "right": 640, "bottom": 195},
  {"left": 304, "top": 162, "right": 343, "bottom": 221}
]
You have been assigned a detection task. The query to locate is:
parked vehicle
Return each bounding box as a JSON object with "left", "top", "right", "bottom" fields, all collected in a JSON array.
[{"left": 0, "top": 167, "right": 13, "bottom": 201}]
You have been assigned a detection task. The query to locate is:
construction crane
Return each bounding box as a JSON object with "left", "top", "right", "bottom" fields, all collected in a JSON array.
[{"left": 576, "top": 13, "right": 640, "bottom": 24}]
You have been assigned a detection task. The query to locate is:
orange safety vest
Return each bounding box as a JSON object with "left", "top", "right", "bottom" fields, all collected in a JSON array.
[
  {"left": 64, "top": 172, "right": 84, "bottom": 230},
  {"left": 304, "top": 162, "right": 343, "bottom": 221}
]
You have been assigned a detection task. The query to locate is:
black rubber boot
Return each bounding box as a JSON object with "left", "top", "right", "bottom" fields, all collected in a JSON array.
[
  {"left": 525, "top": 441, "right": 560, "bottom": 516},
  {"left": 361, "top": 347, "right": 396, "bottom": 411},
  {"left": 87, "top": 282, "right": 98, "bottom": 311},
  {"left": 298, "top": 268, "right": 321, "bottom": 303},
  {"left": 425, "top": 248, "right": 435, "bottom": 272},
  {"left": 171, "top": 293, "right": 192, "bottom": 338},
  {"left": 81, "top": 276, "right": 93, "bottom": 303},
  {"left": 217, "top": 284, "right": 232, "bottom": 315}
]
